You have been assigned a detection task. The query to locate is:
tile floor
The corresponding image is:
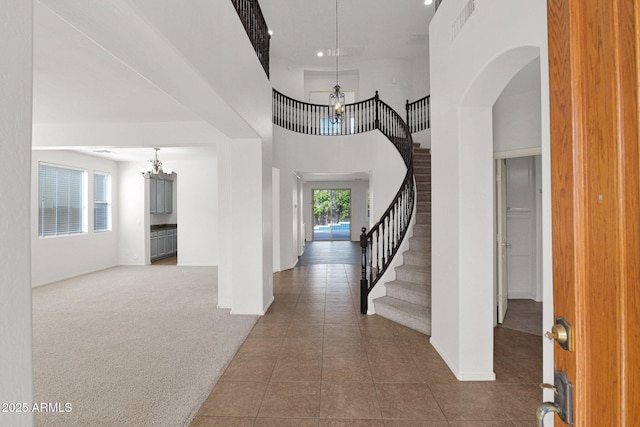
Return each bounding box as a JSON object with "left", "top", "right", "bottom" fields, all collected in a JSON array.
[{"left": 192, "top": 264, "right": 542, "bottom": 427}]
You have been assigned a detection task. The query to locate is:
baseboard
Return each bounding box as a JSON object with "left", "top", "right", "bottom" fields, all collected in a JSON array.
[
  {"left": 32, "top": 265, "right": 117, "bottom": 288},
  {"left": 430, "top": 336, "right": 496, "bottom": 381},
  {"left": 262, "top": 295, "right": 275, "bottom": 315},
  {"left": 508, "top": 291, "right": 537, "bottom": 300}
]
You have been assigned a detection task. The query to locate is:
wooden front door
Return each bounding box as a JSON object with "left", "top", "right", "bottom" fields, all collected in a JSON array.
[{"left": 547, "top": 0, "right": 640, "bottom": 425}]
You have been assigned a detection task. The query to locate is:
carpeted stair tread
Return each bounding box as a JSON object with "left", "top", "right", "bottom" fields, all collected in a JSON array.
[
  {"left": 412, "top": 224, "right": 431, "bottom": 237},
  {"left": 403, "top": 249, "right": 431, "bottom": 266},
  {"left": 385, "top": 280, "right": 431, "bottom": 307},
  {"left": 395, "top": 264, "right": 431, "bottom": 285},
  {"left": 374, "top": 296, "right": 431, "bottom": 335}
]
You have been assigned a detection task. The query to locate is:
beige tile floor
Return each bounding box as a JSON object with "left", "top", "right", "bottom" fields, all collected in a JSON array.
[{"left": 192, "top": 264, "right": 542, "bottom": 427}]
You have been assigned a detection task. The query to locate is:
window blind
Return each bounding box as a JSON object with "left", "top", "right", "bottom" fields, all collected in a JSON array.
[
  {"left": 39, "top": 163, "right": 86, "bottom": 237},
  {"left": 94, "top": 172, "right": 111, "bottom": 232}
]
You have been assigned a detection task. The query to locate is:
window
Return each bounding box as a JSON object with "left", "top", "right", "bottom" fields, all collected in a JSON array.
[
  {"left": 94, "top": 172, "right": 111, "bottom": 232},
  {"left": 320, "top": 117, "right": 356, "bottom": 135},
  {"left": 39, "top": 163, "right": 87, "bottom": 237}
]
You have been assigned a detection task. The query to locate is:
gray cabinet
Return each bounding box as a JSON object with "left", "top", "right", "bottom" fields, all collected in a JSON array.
[
  {"left": 150, "top": 226, "right": 177, "bottom": 262},
  {"left": 164, "top": 180, "right": 173, "bottom": 213},
  {"left": 150, "top": 231, "right": 158, "bottom": 259},
  {"left": 149, "top": 177, "right": 173, "bottom": 214},
  {"left": 156, "top": 179, "right": 165, "bottom": 214},
  {"left": 150, "top": 178, "right": 157, "bottom": 214}
]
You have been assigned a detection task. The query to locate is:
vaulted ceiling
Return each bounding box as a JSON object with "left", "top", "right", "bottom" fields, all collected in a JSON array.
[{"left": 32, "top": 0, "right": 434, "bottom": 162}]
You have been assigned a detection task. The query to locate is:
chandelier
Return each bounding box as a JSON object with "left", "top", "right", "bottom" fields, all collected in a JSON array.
[
  {"left": 329, "top": 0, "right": 345, "bottom": 124},
  {"left": 141, "top": 148, "right": 173, "bottom": 179}
]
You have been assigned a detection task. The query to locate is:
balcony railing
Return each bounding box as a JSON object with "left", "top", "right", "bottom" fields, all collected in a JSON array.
[
  {"left": 406, "top": 95, "right": 430, "bottom": 134},
  {"left": 273, "top": 89, "right": 422, "bottom": 314},
  {"left": 231, "top": 0, "right": 270, "bottom": 78}
]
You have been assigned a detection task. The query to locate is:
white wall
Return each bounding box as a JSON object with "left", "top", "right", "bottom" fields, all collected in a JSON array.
[
  {"left": 0, "top": 2, "right": 33, "bottom": 424},
  {"left": 117, "top": 162, "right": 148, "bottom": 265},
  {"left": 273, "top": 127, "right": 405, "bottom": 270},
  {"left": 271, "top": 56, "right": 430, "bottom": 114},
  {"left": 171, "top": 158, "right": 218, "bottom": 266},
  {"left": 31, "top": 150, "right": 119, "bottom": 286},
  {"left": 429, "top": 0, "right": 551, "bottom": 382},
  {"left": 493, "top": 58, "right": 542, "bottom": 154},
  {"left": 303, "top": 180, "right": 369, "bottom": 242},
  {"left": 126, "top": 0, "right": 273, "bottom": 140},
  {"left": 218, "top": 138, "right": 274, "bottom": 315},
  {"left": 38, "top": 0, "right": 270, "bottom": 141}
]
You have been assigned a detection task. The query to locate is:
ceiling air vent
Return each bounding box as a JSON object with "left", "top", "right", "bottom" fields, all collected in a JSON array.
[
  {"left": 451, "top": 0, "right": 477, "bottom": 40},
  {"left": 323, "top": 46, "right": 365, "bottom": 57}
]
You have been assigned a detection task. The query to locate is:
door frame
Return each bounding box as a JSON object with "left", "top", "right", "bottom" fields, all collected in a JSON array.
[{"left": 493, "top": 149, "right": 542, "bottom": 326}]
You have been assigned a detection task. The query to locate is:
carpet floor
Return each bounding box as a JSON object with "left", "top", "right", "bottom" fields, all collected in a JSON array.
[{"left": 32, "top": 266, "right": 258, "bottom": 427}]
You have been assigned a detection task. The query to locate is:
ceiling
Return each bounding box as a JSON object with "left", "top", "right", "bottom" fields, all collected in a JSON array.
[
  {"left": 32, "top": 0, "right": 434, "bottom": 164},
  {"left": 260, "top": 0, "right": 434, "bottom": 69}
]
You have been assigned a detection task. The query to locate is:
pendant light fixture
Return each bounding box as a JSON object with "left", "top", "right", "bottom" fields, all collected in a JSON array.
[
  {"left": 329, "top": 0, "right": 345, "bottom": 124},
  {"left": 141, "top": 148, "right": 173, "bottom": 179}
]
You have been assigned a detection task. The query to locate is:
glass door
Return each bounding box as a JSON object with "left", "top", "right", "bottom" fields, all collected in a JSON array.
[{"left": 312, "top": 189, "right": 351, "bottom": 241}]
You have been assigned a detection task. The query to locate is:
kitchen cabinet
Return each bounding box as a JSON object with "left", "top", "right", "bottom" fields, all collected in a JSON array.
[
  {"left": 150, "top": 231, "right": 158, "bottom": 259},
  {"left": 156, "top": 180, "right": 165, "bottom": 214},
  {"left": 150, "top": 178, "right": 157, "bottom": 214},
  {"left": 150, "top": 226, "right": 177, "bottom": 262},
  {"left": 149, "top": 177, "right": 173, "bottom": 214},
  {"left": 164, "top": 180, "right": 173, "bottom": 213}
]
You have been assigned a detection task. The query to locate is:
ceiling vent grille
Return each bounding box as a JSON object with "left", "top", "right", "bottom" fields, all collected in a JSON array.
[
  {"left": 451, "top": 0, "right": 477, "bottom": 40},
  {"left": 323, "top": 46, "right": 365, "bottom": 57}
]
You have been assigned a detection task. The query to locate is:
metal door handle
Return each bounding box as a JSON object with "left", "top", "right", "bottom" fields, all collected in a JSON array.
[
  {"left": 536, "top": 402, "right": 564, "bottom": 426},
  {"left": 501, "top": 242, "right": 511, "bottom": 246}
]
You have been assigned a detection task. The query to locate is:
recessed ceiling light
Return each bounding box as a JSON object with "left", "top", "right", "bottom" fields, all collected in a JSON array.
[
  {"left": 317, "top": 51, "right": 324, "bottom": 57},
  {"left": 424, "top": 0, "right": 433, "bottom": 4}
]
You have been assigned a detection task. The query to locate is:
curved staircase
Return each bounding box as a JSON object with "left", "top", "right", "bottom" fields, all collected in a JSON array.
[
  {"left": 373, "top": 144, "right": 431, "bottom": 335},
  {"left": 272, "top": 90, "right": 431, "bottom": 335}
]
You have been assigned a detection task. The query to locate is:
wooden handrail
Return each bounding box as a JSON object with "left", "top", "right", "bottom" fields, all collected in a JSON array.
[{"left": 272, "top": 89, "right": 426, "bottom": 313}]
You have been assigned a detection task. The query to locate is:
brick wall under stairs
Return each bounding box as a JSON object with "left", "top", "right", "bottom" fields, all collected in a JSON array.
[{"left": 372, "top": 144, "right": 431, "bottom": 335}]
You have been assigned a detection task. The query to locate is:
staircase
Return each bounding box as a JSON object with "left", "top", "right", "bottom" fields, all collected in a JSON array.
[{"left": 372, "top": 144, "right": 431, "bottom": 335}]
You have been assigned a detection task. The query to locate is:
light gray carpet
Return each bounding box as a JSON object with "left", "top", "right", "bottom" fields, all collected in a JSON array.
[
  {"left": 500, "top": 298, "right": 543, "bottom": 336},
  {"left": 32, "top": 266, "right": 258, "bottom": 427}
]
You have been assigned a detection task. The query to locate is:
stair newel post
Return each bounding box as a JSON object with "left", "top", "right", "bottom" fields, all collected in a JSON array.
[
  {"left": 405, "top": 99, "right": 410, "bottom": 134},
  {"left": 360, "top": 227, "right": 369, "bottom": 314}
]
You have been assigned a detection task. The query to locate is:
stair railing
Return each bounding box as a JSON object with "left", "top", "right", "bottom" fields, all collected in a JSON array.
[
  {"left": 231, "top": 0, "right": 270, "bottom": 78},
  {"left": 273, "top": 89, "right": 417, "bottom": 314},
  {"left": 406, "top": 95, "right": 430, "bottom": 134}
]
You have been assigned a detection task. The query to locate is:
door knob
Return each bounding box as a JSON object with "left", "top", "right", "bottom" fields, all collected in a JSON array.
[
  {"left": 536, "top": 402, "right": 564, "bottom": 426},
  {"left": 537, "top": 371, "right": 574, "bottom": 426}
]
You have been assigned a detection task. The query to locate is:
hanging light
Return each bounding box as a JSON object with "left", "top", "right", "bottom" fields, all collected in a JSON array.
[
  {"left": 329, "top": 0, "right": 345, "bottom": 124},
  {"left": 141, "top": 148, "right": 173, "bottom": 179}
]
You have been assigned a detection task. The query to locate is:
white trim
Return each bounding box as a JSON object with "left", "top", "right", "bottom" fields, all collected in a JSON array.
[{"left": 493, "top": 147, "right": 542, "bottom": 159}]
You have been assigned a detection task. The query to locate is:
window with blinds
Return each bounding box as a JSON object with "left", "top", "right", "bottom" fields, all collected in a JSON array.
[
  {"left": 94, "top": 172, "right": 111, "bottom": 232},
  {"left": 39, "top": 163, "right": 87, "bottom": 237}
]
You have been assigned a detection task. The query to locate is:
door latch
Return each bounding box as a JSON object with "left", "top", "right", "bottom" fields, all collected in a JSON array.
[{"left": 536, "top": 371, "right": 574, "bottom": 426}]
